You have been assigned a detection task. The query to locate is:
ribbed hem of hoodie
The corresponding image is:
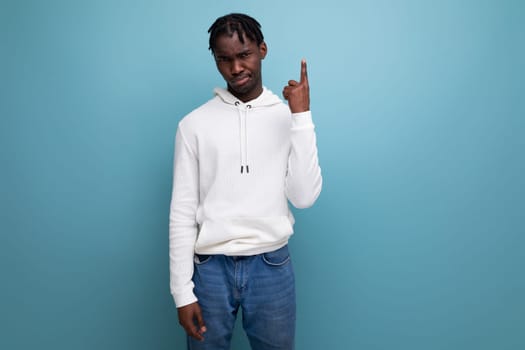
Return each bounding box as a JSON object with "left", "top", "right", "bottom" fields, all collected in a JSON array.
[{"left": 291, "top": 111, "right": 314, "bottom": 130}]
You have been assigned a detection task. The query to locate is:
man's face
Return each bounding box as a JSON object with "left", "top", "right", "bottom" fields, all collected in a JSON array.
[{"left": 213, "top": 32, "right": 267, "bottom": 102}]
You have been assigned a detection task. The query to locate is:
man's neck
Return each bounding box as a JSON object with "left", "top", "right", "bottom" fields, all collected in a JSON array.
[{"left": 228, "top": 85, "right": 263, "bottom": 103}]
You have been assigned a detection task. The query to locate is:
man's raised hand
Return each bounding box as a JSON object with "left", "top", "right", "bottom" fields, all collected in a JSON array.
[{"left": 282, "top": 59, "right": 310, "bottom": 113}]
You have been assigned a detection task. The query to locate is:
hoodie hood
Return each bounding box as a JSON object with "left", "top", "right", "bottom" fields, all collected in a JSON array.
[
  {"left": 213, "top": 87, "right": 282, "bottom": 174},
  {"left": 214, "top": 86, "right": 282, "bottom": 108}
]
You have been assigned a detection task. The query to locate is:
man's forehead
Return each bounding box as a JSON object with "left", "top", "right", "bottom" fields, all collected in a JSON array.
[{"left": 213, "top": 32, "right": 256, "bottom": 53}]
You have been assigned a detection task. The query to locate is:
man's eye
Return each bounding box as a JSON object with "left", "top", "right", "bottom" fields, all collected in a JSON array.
[{"left": 240, "top": 53, "right": 250, "bottom": 58}]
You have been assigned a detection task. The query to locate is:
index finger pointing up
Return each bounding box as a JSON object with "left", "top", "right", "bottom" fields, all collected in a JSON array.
[{"left": 300, "top": 59, "right": 308, "bottom": 83}]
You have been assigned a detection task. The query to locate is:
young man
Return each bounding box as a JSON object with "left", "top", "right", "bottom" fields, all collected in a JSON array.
[{"left": 169, "top": 13, "right": 322, "bottom": 350}]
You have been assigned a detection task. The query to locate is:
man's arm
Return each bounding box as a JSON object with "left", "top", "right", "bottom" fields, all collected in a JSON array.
[
  {"left": 169, "top": 125, "right": 206, "bottom": 340},
  {"left": 283, "top": 60, "right": 322, "bottom": 208}
]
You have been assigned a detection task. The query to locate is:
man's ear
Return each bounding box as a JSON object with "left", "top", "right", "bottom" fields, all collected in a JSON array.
[{"left": 259, "top": 42, "right": 268, "bottom": 59}]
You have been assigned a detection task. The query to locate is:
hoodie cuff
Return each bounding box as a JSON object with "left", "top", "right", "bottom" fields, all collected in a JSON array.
[
  {"left": 291, "top": 111, "right": 314, "bottom": 130},
  {"left": 173, "top": 291, "right": 198, "bottom": 308}
]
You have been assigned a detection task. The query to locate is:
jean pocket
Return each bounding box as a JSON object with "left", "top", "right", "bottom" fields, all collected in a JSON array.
[
  {"left": 262, "top": 245, "right": 291, "bottom": 266},
  {"left": 194, "top": 254, "right": 212, "bottom": 265}
]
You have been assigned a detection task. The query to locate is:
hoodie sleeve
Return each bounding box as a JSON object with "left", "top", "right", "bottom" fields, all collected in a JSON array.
[
  {"left": 285, "top": 111, "right": 322, "bottom": 208},
  {"left": 169, "top": 125, "right": 199, "bottom": 307}
]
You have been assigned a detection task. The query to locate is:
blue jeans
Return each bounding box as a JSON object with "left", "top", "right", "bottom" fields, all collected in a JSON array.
[{"left": 188, "top": 245, "right": 296, "bottom": 350}]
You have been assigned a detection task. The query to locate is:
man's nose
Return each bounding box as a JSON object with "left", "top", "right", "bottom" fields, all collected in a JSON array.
[{"left": 230, "top": 59, "right": 243, "bottom": 75}]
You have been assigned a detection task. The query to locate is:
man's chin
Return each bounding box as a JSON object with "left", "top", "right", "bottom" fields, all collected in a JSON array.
[{"left": 228, "top": 84, "right": 251, "bottom": 96}]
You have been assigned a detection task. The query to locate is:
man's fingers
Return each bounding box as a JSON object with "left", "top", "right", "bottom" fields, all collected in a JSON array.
[
  {"left": 283, "top": 60, "right": 308, "bottom": 102},
  {"left": 181, "top": 320, "right": 203, "bottom": 341},
  {"left": 189, "top": 326, "right": 205, "bottom": 341},
  {"left": 300, "top": 59, "right": 308, "bottom": 83},
  {"left": 178, "top": 302, "right": 206, "bottom": 341},
  {"left": 195, "top": 308, "right": 207, "bottom": 334},
  {"left": 282, "top": 86, "right": 290, "bottom": 100}
]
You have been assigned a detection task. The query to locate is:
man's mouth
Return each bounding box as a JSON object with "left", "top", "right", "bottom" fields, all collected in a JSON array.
[{"left": 232, "top": 75, "right": 250, "bottom": 87}]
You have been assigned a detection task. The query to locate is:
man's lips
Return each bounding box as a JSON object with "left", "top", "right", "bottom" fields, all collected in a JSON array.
[{"left": 231, "top": 75, "right": 250, "bottom": 87}]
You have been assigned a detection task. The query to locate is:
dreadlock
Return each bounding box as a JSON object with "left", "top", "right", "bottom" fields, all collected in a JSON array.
[{"left": 208, "top": 13, "right": 264, "bottom": 53}]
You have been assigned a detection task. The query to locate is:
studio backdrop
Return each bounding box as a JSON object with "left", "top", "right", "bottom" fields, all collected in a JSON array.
[{"left": 1, "top": 0, "right": 524, "bottom": 349}]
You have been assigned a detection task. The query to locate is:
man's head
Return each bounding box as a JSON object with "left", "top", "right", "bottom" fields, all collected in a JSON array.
[
  {"left": 208, "top": 13, "right": 264, "bottom": 54},
  {"left": 208, "top": 13, "right": 267, "bottom": 102}
]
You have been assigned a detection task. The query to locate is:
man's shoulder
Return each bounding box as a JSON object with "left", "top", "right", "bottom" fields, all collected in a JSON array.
[
  {"left": 179, "top": 96, "right": 222, "bottom": 126},
  {"left": 184, "top": 95, "right": 221, "bottom": 117}
]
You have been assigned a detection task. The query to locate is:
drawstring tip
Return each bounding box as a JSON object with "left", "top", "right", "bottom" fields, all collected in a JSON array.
[
  {"left": 240, "top": 165, "right": 244, "bottom": 174},
  {"left": 246, "top": 165, "right": 249, "bottom": 173}
]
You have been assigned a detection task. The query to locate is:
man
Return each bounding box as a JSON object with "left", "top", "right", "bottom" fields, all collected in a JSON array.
[{"left": 169, "top": 13, "right": 322, "bottom": 350}]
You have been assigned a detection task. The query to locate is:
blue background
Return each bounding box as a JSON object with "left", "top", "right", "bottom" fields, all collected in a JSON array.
[{"left": 1, "top": 0, "right": 524, "bottom": 349}]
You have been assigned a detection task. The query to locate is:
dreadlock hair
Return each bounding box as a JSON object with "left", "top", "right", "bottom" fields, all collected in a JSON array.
[{"left": 208, "top": 13, "right": 264, "bottom": 53}]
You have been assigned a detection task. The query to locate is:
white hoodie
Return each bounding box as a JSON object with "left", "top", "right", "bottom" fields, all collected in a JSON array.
[{"left": 169, "top": 87, "right": 322, "bottom": 307}]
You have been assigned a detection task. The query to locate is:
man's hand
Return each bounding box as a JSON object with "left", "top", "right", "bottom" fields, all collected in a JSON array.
[
  {"left": 283, "top": 59, "right": 310, "bottom": 113},
  {"left": 178, "top": 302, "right": 207, "bottom": 341}
]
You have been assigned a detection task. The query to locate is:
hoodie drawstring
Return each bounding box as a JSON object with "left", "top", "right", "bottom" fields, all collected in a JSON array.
[
  {"left": 235, "top": 102, "right": 251, "bottom": 174},
  {"left": 215, "top": 87, "right": 281, "bottom": 175}
]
